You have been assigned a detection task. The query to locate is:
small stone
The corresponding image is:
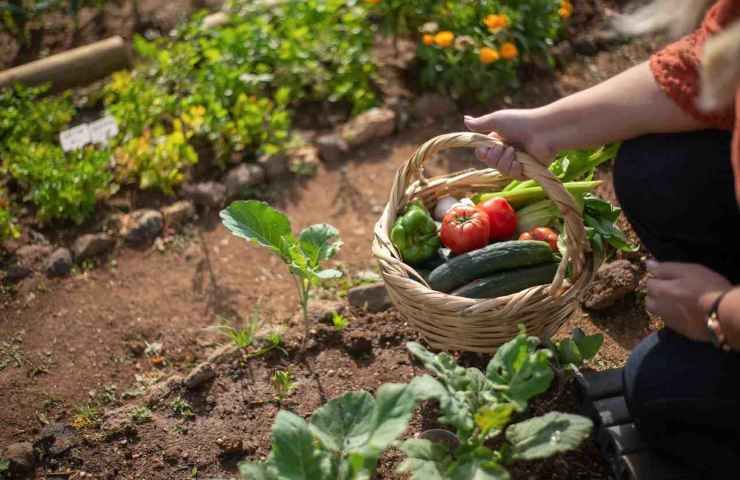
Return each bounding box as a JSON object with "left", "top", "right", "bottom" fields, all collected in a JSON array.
[
  {"left": 316, "top": 133, "right": 349, "bottom": 163},
  {"left": 127, "top": 340, "right": 146, "bottom": 357},
  {"left": 345, "top": 331, "right": 373, "bottom": 356},
  {"left": 258, "top": 153, "right": 290, "bottom": 181},
  {"left": 161, "top": 200, "right": 195, "bottom": 229},
  {"left": 216, "top": 436, "right": 245, "bottom": 456},
  {"left": 120, "top": 209, "right": 164, "bottom": 246},
  {"left": 582, "top": 260, "right": 640, "bottom": 311},
  {"left": 181, "top": 182, "right": 226, "bottom": 208},
  {"left": 184, "top": 363, "right": 215, "bottom": 389},
  {"left": 72, "top": 233, "right": 115, "bottom": 262},
  {"left": 411, "top": 93, "right": 457, "bottom": 120},
  {"left": 3, "top": 441, "right": 35, "bottom": 475},
  {"left": 347, "top": 282, "right": 391, "bottom": 313},
  {"left": 224, "top": 163, "right": 265, "bottom": 199},
  {"left": 14, "top": 244, "right": 53, "bottom": 272},
  {"left": 341, "top": 107, "right": 396, "bottom": 148},
  {"left": 36, "top": 422, "right": 80, "bottom": 457},
  {"left": 162, "top": 446, "right": 180, "bottom": 464},
  {"left": 45, "top": 248, "right": 73, "bottom": 277}
]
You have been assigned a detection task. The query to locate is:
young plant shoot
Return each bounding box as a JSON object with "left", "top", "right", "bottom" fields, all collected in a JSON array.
[{"left": 220, "top": 200, "right": 343, "bottom": 345}]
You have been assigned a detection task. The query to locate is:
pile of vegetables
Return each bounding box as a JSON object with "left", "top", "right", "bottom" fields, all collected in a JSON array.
[{"left": 391, "top": 145, "right": 633, "bottom": 299}]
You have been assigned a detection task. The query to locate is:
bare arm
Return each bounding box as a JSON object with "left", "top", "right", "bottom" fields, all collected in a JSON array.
[{"left": 465, "top": 62, "right": 710, "bottom": 176}]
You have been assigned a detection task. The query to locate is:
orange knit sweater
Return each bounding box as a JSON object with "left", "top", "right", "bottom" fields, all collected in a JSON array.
[{"left": 650, "top": 0, "right": 740, "bottom": 204}]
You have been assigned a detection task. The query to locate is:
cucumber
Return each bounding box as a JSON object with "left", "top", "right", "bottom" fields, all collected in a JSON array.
[
  {"left": 450, "top": 263, "right": 559, "bottom": 299},
  {"left": 428, "top": 240, "right": 557, "bottom": 293}
]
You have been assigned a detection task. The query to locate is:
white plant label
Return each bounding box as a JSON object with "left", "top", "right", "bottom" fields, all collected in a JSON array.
[
  {"left": 59, "top": 124, "right": 92, "bottom": 152},
  {"left": 89, "top": 115, "right": 119, "bottom": 145}
]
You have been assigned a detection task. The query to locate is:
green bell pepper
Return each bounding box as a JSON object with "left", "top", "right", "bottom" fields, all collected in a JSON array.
[{"left": 391, "top": 201, "right": 440, "bottom": 265}]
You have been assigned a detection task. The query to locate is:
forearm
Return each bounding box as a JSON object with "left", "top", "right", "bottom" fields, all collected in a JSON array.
[{"left": 530, "top": 62, "right": 710, "bottom": 157}]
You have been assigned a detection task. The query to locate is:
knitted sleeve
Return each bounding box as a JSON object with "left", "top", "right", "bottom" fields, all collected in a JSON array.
[{"left": 649, "top": 0, "right": 738, "bottom": 129}]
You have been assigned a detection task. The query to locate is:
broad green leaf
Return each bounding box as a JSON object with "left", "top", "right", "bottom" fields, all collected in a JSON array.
[
  {"left": 397, "top": 438, "right": 451, "bottom": 480},
  {"left": 506, "top": 412, "right": 593, "bottom": 461},
  {"left": 308, "top": 384, "right": 421, "bottom": 477},
  {"left": 556, "top": 339, "right": 582, "bottom": 366},
  {"left": 221, "top": 200, "right": 295, "bottom": 260},
  {"left": 299, "top": 224, "right": 342, "bottom": 266},
  {"left": 309, "top": 391, "right": 375, "bottom": 453},
  {"left": 271, "top": 410, "right": 333, "bottom": 479},
  {"left": 239, "top": 461, "right": 276, "bottom": 480},
  {"left": 449, "top": 454, "right": 511, "bottom": 480},
  {"left": 474, "top": 403, "right": 515, "bottom": 438},
  {"left": 487, "top": 334, "right": 554, "bottom": 411},
  {"left": 364, "top": 382, "right": 423, "bottom": 455},
  {"left": 572, "top": 329, "right": 603, "bottom": 361}
]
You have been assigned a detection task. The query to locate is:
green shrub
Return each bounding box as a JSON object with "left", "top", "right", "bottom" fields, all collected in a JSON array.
[
  {"left": 0, "top": 84, "right": 75, "bottom": 157},
  {"left": 0, "top": 188, "right": 20, "bottom": 241},
  {"left": 370, "top": 0, "right": 569, "bottom": 101},
  {"left": 8, "top": 143, "right": 112, "bottom": 224}
]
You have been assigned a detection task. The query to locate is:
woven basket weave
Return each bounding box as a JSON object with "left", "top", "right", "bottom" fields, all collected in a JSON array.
[{"left": 372, "top": 132, "right": 596, "bottom": 353}]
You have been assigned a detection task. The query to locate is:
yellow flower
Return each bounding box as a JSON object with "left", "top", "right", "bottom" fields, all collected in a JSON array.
[
  {"left": 500, "top": 42, "right": 518, "bottom": 60},
  {"left": 422, "top": 34, "right": 435, "bottom": 46},
  {"left": 559, "top": 1, "right": 573, "bottom": 18},
  {"left": 434, "top": 31, "right": 455, "bottom": 48},
  {"left": 479, "top": 47, "right": 499, "bottom": 64},
  {"left": 484, "top": 14, "right": 510, "bottom": 31}
]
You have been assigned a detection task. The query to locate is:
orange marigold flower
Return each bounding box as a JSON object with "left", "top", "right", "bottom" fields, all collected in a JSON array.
[
  {"left": 500, "top": 42, "right": 518, "bottom": 60},
  {"left": 559, "top": 1, "right": 573, "bottom": 18},
  {"left": 479, "top": 47, "right": 499, "bottom": 64},
  {"left": 434, "top": 31, "right": 455, "bottom": 48},
  {"left": 422, "top": 34, "right": 434, "bottom": 46},
  {"left": 484, "top": 14, "right": 510, "bottom": 31}
]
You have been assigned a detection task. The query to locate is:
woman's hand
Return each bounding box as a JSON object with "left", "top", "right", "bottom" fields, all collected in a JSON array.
[
  {"left": 464, "top": 109, "right": 553, "bottom": 180},
  {"left": 646, "top": 261, "right": 732, "bottom": 342}
]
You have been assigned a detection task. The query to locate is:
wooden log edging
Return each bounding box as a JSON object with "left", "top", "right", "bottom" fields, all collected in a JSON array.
[
  {"left": 0, "top": 11, "right": 229, "bottom": 93},
  {"left": 0, "top": 36, "right": 130, "bottom": 93}
]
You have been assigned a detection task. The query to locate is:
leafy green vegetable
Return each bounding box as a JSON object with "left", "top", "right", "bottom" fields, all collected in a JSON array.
[
  {"left": 401, "top": 330, "right": 592, "bottom": 479},
  {"left": 546, "top": 328, "right": 604, "bottom": 370},
  {"left": 583, "top": 194, "right": 637, "bottom": 254},
  {"left": 221, "top": 200, "right": 342, "bottom": 343},
  {"left": 240, "top": 383, "right": 424, "bottom": 480}
]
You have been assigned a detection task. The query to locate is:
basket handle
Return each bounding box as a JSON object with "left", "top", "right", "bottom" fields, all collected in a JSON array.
[{"left": 388, "top": 131, "right": 589, "bottom": 287}]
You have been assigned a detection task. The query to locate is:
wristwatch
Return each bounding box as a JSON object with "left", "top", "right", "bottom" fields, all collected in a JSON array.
[{"left": 706, "top": 290, "right": 731, "bottom": 352}]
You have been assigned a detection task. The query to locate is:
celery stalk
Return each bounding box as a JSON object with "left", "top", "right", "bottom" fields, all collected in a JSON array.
[{"left": 477, "top": 180, "right": 602, "bottom": 209}]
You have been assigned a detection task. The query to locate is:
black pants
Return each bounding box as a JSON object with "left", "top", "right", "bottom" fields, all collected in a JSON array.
[{"left": 614, "top": 130, "right": 740, "bottom": 477}]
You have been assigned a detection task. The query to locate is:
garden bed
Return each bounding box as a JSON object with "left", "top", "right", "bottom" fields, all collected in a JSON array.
[{"left": 1, "top": 1, "right": 668, "bottom": 478}]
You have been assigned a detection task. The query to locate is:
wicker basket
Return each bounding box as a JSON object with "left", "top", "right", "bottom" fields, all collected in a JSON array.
[{"left": 372, "top": 132, "right": 596, "bottom": 353}]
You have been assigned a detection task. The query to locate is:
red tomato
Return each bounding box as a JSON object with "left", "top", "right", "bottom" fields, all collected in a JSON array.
[
  {"left": 440, "top": 206, "right": 490, "bottom": 254},
  {"left": 518, "top": 232, "right": 533, "bottom": 241},
  {"left": 530, "top": 227, "right": 559, "bottom": 251},
  {"left": 478, "top": 198, "right": 517, "bottom": 241}
]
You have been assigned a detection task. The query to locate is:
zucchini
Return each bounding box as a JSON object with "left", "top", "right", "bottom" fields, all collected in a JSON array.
[
  {"left": 428, "top": 240, "right": 556, "bottom": 293},
  {"left": 451, "top": 263, "right": 559, "bottom": 299}
]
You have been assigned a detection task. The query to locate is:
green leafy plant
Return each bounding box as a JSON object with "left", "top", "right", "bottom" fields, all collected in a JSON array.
[
  {"left": 0, "top": 187, "right": 20, "bottom": 241},
  {"left": 271, "top": 370, "right": 296, "bottom": 401},
  {"left": 398, "top": 332, "right": 593, "bottom": 478},
  {"left": 71, "top": 404, "right": 100, "bottom": 430},
  {"left": 547, "top": 328, "right": 604, "bottom": 371},
  {"left": 7, "top": 143, "right": 112, "bottom": 225},
  {"left": 240, "top": 382, "right": 424, "bottom": 479},
  {"left": 212, "top": 313, "right": 260, "bottom": 350},
  {"left": 0, "top": 457, "right": 9, "bottom": 479},
  {"left": 131, "top": 405, "right": 153, "bottom": 424},
  {"left": 221, "top": 200, "right": 343, "bottom": 344},
  {"left": 331, "top": 311, "right": 349, "bottom": 331},
  {"left": 240, "top": 330, "right": 594, "bottom": 479},
  {"left": 170, "top": 396, "right": 195, "bottom": 419}
]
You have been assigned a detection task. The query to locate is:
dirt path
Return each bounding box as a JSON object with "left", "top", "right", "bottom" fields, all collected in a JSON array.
[{"left": 1, "top": 38, "right": 663, "bottom": 478}]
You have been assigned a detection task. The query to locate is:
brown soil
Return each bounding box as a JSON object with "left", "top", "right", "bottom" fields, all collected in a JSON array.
[{"left": 1, "top": 6, "right": 667, "bottom": 479}]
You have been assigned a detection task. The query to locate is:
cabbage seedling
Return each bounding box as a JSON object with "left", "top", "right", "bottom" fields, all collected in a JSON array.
[{"left": 221, "top": 200, "right": 343, "bottom": 346}]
